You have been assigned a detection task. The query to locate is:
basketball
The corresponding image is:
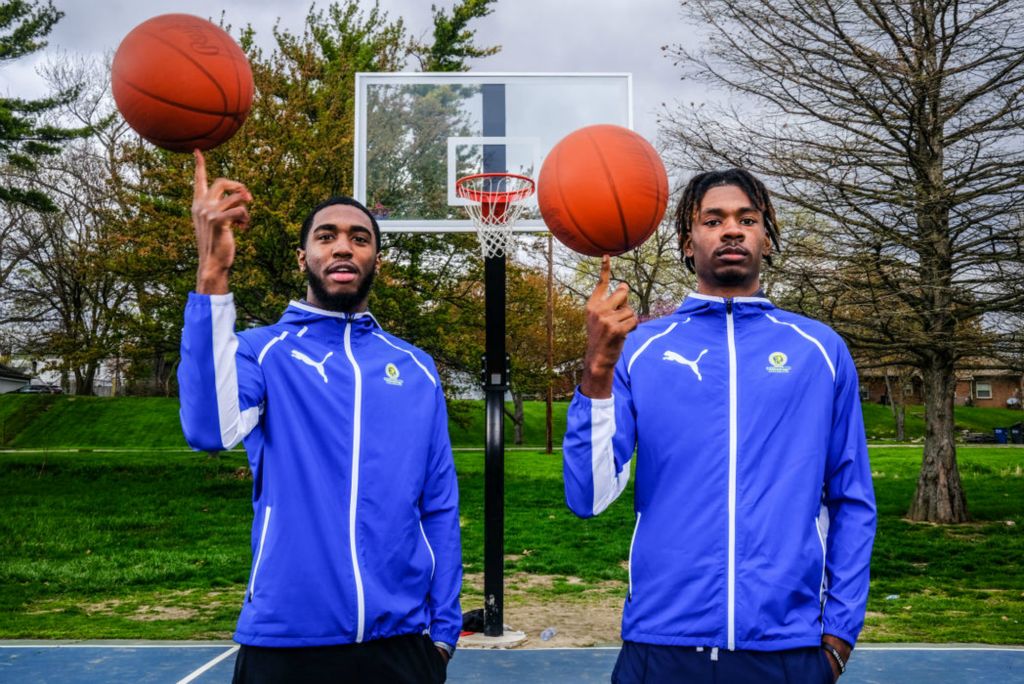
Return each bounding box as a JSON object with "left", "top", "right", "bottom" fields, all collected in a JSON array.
[
  {"left": 111, "top": 14, "right": 254, "bottom": 153},
  {"left": 538, "top": 124, "right": 668, "bottom": 256}
]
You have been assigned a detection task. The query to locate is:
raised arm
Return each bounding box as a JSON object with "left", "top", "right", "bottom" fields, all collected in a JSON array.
[
  {"left": 191, "top": 149, "right": 251, "bottom": 295},
  {"left": 564, "top": 256, "right": 639, "bottom": 517},
  {"left": 178, "top": 151, "right": 263, "bottom": 451}
]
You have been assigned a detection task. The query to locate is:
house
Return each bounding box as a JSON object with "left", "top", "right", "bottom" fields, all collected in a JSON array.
[
  {"left": 0, "top": 363, "right": 31, "bottom": 394},
  {"left": 955, "top": 368, "right": 1023, "bottom": 408},
  {"left": 859, "top": 364, "right": 1023, "bottom": 408}
]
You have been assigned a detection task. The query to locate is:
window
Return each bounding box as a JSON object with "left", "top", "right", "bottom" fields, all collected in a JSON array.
[{"left": 975, "top": 382, "right": 992, "bottom": 400}]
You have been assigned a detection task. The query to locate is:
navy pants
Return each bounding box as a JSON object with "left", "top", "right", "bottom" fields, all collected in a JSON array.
[
  {"left": 232, "top": 633, "right": 447, "bottom": 684},
  {"left": 612, "top": 642, "right": 835, "bottom": 684}
]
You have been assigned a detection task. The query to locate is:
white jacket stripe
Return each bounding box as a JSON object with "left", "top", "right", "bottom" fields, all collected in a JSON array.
[
  {"left": 627, "top": 321, "right": 682, "bottom": 375},
  {"left": 766, "top": 314, "right": 836, "bottom": 381},
  {"left": 257, "top": 331, "right": 288, "bottom": 365},
  {"left": 343, "top": 322, "right": 366, "bottom": 642},
  {"left": 210, "top": 294, "right": 259, "bottom": 449},
  {"left": 590, "top": 397, "right": 629, "bottom": 515},
  {"left": 372, "top": 333, "right": 437, "bottom": 386}
]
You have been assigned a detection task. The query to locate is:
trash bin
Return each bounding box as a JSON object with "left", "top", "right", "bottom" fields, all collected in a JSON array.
[
  {"left": 1010, "top": 423, "right": 1024, "bottom": 444},
  {"left": 994, "top": 427, "right": 1008, "bottom": 444}
]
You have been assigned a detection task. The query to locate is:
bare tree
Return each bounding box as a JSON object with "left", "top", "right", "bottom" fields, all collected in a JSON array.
[
  {"left": 663, "top": 0, "right": 1024, "bottom": 523},
  {"left": 0, "top": 54, "right": 131, "bottom": 394}
]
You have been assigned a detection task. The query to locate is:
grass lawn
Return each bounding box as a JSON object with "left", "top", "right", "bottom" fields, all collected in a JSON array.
[
  {"left": 860, "top": 402, "right": 1024, "bottom": 441},
  {"left": 1, "top": 446, "right": 1021, "bottom": 643},
  {"left": 4, "top": 395, "right": 1022, "bottom": 449}
]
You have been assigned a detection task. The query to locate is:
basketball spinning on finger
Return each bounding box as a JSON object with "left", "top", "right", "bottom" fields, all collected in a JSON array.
[
  {"left": 538, "top": 124, "right": 669, "bottom": 257},
  {"left": 111, "top": 14, "right": 254, "bottom": 152}
]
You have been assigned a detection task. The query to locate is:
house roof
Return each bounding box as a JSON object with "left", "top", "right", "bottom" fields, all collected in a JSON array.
[{"left": 0, "top": 363, "right": 30, "bottom": 382}]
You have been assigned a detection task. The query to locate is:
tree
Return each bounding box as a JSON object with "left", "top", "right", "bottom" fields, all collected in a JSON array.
[
  {"left": 503, "top": 255, "right": 586, "bottom": 444},
  {"left": 0, "top": 0, "right": 88, "bottom": 212},
  {"left": 112, "top": 1, "right": 500, "bottom": 393},
  {"left": 414, "top": 0, "right": 500, "bottom": 71},
  {"left": 0, "top": 55, "right": 131, "bottom": 395},
  {"left": 663, "top": 0, "right": 1024, "bottom": 523}
]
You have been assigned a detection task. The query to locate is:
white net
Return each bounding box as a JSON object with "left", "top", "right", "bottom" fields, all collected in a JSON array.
[{"left": 456, "top": 174, "right": 535, "bottom": 259}]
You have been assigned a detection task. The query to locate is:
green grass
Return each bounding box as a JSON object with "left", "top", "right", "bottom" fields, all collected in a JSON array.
[
  {"left": 448, "top": 400, "right": 568, "bottom": 448},
  {"left": 0, "top": 395, "right": 60, "bottom": 446},
  {"left": 1, "top": 446, "right": 1021, "bottom": 642},
  {"left": 4, "top": 395, "right": 1022, "bottom": 449},
  {"left": 7, "top": 397, "right": 189, "bottom": 449},
  {"left": 0, "top": 395, "right": 568, "bottom": 449},
  {"left": 860, "top": 403, "right": 1024, "bottom": 441}
]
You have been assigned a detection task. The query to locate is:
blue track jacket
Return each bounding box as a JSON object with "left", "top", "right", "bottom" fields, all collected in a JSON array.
[
  {"left": 179, "top": 294, "right": 462, "bottom": 648},
  {"left": 564, "top": 293, "right": 876, "bottom": 651}
]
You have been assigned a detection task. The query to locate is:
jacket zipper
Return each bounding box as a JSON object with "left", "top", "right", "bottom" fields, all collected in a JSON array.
[
  {"left": 248, "top": 505, "right": 272, "bottom": 601},
  {"left": 343, "top": 318, "right": 366, "bottom": 642},
  {"left": 726, "top": 298, "right": 738, "bottom": 650}
]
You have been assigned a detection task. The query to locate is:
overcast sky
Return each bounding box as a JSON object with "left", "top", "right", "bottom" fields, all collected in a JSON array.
[{"left": 1, "top": 0, "right": 707, "bottom": 143}]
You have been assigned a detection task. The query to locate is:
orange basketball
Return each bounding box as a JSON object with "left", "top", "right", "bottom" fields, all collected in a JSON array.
[
  {"left": 111, "top": 14, "right": 254, "bottom": 152},
  {"left": 538, "top": 125, "right": 668, "bottom": 256}
]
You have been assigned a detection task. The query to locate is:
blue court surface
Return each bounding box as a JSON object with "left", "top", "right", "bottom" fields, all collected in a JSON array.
[{"left": 1, "top": 642, "right": 1022, "bottom": 683}]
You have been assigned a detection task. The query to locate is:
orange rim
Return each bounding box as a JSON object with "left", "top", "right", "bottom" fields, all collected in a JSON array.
[{"left": 455, "top": 173, "right": 535, "bottom": 204}]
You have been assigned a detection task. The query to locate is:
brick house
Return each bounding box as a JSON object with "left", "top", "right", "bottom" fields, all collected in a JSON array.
[{"left": 859, "top": 364, "right": 1023, "bottom": 408}]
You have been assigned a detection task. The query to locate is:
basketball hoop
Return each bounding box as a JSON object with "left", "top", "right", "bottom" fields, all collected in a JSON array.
[{"left": 456, "top": 173, "right": 535, "bottom": 259}]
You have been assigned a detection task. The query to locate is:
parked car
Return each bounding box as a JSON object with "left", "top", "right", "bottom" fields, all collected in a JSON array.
[{"left": 15, "top": 384, "right": 63, "bottom": 394}]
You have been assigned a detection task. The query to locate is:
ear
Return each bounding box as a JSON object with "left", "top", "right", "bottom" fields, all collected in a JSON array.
[
  {"left": 296, "top": 247, "right": 306, "bottom": 273},
  {"left": 374, "top": 251, "right": 382, "bottom": 273},
  {"left": 682, "top": 232, "right": 694, "bottom": 259},
  {"left": 761, "top": 228, "right": 772, "bottom": 258}
]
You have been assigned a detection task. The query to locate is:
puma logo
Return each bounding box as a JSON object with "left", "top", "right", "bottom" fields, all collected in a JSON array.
[
  {"left": 291, "top": 350, "right": 333, "bottom": 383},
  {"left": 662, "top": 349, "right": 708, "bottom": 381}
]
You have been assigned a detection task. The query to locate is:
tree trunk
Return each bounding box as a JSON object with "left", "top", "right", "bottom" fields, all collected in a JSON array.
[
  {"left": 504, "top": 393, "right": 525, "bottom": 446},
  {"left": 908, "top": 358, "right": 968, "bottom": 522},
  {"left": 884, "top": 372, "right": 908, "bottom": 442}
]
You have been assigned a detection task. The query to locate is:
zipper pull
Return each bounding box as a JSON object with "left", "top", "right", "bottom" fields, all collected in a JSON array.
[{"left": 726, "top": 299, "right": 733, "bottom": 315}]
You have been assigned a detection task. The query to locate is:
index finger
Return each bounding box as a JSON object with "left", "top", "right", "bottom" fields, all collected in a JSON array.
[
  {"left": 193, "top": 149, "right": 207, "bottom": 197},
  {"left": 591, "top": 254, "right": 612, "bottom": 299}
]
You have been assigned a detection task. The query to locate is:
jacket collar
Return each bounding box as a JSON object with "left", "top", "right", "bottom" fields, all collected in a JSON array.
[
  {"left": 677, "top": 290, "right": 774, "bottom": 315},
  {"left": 278, "top": 300, "right": 382, "bottom": 330}
]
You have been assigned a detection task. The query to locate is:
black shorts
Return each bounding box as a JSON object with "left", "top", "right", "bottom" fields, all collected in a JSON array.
[{"left": 232, "top": 633, "right": 447, "bottom": 684}]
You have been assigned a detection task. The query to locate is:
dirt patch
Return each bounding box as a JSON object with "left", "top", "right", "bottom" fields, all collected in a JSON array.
[
  {"left": 460, "top": 573, "right": 625, "bottom": 648},
  {"left": 27, "top": 588, "right": 244, "bottom": 622},
  {"left": 128, "top": 605, "right": 199, "bottom": 621}
]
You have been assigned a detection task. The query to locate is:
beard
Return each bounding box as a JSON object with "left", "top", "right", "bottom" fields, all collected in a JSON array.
[{"left": 307, "top": 266, "right": 376, "bottom": 313}]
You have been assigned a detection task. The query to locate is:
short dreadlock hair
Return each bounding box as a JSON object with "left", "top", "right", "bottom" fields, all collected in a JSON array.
[{"left": 673, "top": 168, "right": 782, "bottom": 274}]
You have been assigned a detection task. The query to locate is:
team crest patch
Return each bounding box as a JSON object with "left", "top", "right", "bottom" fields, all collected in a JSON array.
[
  {"left": 766, "top": 352, "right": 791, "bottom": 374},
  {"left": 384, "top": 362, "right": 403, "bottom": 386}
]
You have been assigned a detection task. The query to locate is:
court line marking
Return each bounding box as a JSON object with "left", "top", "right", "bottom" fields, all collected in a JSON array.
[
  {"left": 1, "top": 644, "right": 1022, "bottom": 653},
  {"left": 176, "top": 645, "right": 239, "bottom": 684},
  {"left": 0, "top": 644, "right": 233, "bottom": 648}
]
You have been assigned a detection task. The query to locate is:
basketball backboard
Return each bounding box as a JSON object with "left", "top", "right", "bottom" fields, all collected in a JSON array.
[{"left": 354, "top": 73, "right": 633, "bottom": 232}]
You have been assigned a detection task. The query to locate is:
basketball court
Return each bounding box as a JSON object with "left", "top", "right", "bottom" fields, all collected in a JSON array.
[
  {"left": 1, "top": 642, "right": 1022, "bottom": 683},
  {"left": 6, "top": 73, "right": 1014, "bottom": 684}
]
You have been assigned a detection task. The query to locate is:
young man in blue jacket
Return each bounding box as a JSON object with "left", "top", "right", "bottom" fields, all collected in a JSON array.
[
  {"left": 564, "top": 168, "right": 876, "bottom": 683},
  {"left": 179, "top": 152, "right": 461, "bottom": 683}
]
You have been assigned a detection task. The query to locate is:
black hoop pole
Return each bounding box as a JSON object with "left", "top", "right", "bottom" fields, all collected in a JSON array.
[
  {"left": 482, "top": 253, "right": 506, "bottom": 637},
  {"left": 481, "top": 82, "right": 507, "bottom": 638}
]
